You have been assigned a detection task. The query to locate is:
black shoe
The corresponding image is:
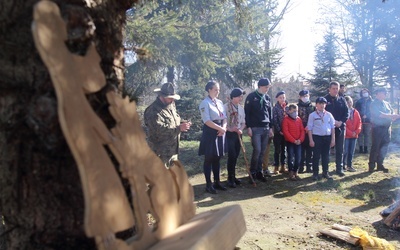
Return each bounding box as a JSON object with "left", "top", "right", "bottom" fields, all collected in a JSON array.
[
  {"left": 364, "top": 146, "right": 368, "bottom": 154},
  {"left": 205, "top": 183, "right": 217, "bottom": 194},
  {"left": 359, "top": 146, "right": 363, "bottom": 154},
  {"left": 213, "top": 181, "right": 227, "bottom": 191},
  {"left": 312, "top": 174, "right": 319, "bottom": 181},
  {"left": 227, "top": 177, "right": 236, "bottom": 188},
  {"left": 347, "top": 167, "right": 356, "bottom": 172},
  {"left": 306, "top": 168, "right": 313, "bottom": 173},
  {"left": 234, "top": 177, "right": 241, "bottom": 185},
  {"left": 377, "top": 166, "right": 389, "bottom": 173},
  {"left": 256, "top": 172, "right": 267, "bottom": 182},
  {"left": 298, "top": 167, "right": 305, "bottom": 174},
  {"left": 368, "top": 163, "right": 375, "bottom": 173},
  {"left": 322, "top": 172, "right": 333, "bottom": 179},
  {"left": 336, "top": 171, "right": 345, "bottom": 177}
]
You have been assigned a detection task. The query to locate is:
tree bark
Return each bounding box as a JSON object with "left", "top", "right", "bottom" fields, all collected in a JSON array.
[{"left": 0, "top": 0, "right": 137, "bottom": 248}]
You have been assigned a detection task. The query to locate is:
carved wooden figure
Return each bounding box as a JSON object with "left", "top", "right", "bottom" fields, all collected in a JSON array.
[{"left": 32, "top": 1, "right": 245, "bottom": 249}]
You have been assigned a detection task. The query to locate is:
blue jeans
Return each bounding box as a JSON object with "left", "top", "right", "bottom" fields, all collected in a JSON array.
[
  {"left": 343, "top": 138, "right": 357, "bottom": 168},
  {"left": 250, "top": 127, "right": 270, "bottom": 173},
  {"left": 286, "top": 142, "right": 302, "bottom": 172}
]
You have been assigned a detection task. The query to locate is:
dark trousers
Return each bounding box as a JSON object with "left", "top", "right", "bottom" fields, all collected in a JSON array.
[
  {"left": 368, "top": 126, "right": 391, "bottom": 168},
  {"left": 358, "top": 123, "right": 371, "bottom": 148},
  {"left": 203, "top": 155, "right": 222, "bottom": 184},
  {"left": 286, "top": 142, "right": 302, "bottom": 172},
  {"left": 273, "top": 133, "right": 286, "bottom": 166},
  {"left": 226, "top": 131, "right": 241, "bottom": 177},
  {"left": 300, "top": 136, "right": 312, "bottom": 170},
  {"left": 334, "top": 127, "right": 345, "bottom": 173},
  {"left": 312, "top": 135, "right": 331, "bottom": 175}
]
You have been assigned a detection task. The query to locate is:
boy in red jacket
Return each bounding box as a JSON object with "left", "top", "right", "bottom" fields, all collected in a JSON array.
[
  {"left": 343, "top": 96, "right": 362, "bottom": 172},
  {"left": 282, "top": 104, "right": 305, "bottom": 180}
]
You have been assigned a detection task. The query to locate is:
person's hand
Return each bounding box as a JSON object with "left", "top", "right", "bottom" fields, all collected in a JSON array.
[
  {"left": 392, "top": 114, "right": 400, "bottom": 121},
  {"left": 237, "top": 129, "right": 243, "bottom": 135},
  {"left": 217, "top": 127, "right": 226, "bottom": 136},
  {"left": 330, "top": 141, "right": 335, "bottom": 148},
  {"left": 279, "top": 131, "right": 283, "bottom": 135},
  {"left": 247, "top": 128, "right": 252, "bottom": 137},
  {"left": 269, "top": 128, "right": 274, "bottom": 138},
  {"left": 363, "top": 115, "right": 367, "bottom": 119},
  {"left": 334, "top": 121, "right": 342, "bottom": 128},
  {"left": 179, "top": 121, "right": 191, "bottom": 132},
  {"left": 352, "top": 131, "right": 356, "bottom": 137},
  {"left": 309, "top": 140, "right": 315, "bottom": 147}
]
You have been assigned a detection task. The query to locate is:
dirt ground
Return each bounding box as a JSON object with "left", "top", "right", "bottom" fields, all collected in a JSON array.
[{"left": 188, "top": 164, "right": 400, "bottom": 249}]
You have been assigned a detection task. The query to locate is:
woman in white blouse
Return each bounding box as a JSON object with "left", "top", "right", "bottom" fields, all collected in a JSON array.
[{"left": 198, "top": 81, "right": 227, "bottom": 194}]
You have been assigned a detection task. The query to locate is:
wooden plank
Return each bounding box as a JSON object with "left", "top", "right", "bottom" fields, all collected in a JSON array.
[
  {"left": 384, "top": 203, "right": 400, "bottom": 228},
  {"left": 332, "top": 223, "right": 352, "bottom": 232},
  {"left": 149, "top": 205, "right": 246, "bottom": 250},
  {"left": 319, "top": 228, "right": 359, "bottom": 245}
]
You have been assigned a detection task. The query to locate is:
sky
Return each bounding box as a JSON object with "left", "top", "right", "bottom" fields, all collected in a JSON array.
[{"left": 274, "top": 0, "right": 324, "bottom": 81}]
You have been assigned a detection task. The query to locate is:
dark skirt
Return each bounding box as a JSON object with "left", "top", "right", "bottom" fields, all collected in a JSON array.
[{"left": 198, "top": 124, "right": 225, "bottom": 157}]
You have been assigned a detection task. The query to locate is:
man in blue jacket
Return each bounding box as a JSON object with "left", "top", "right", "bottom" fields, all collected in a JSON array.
[
  {"left": 244, "top": 78, "right": 274, "bottom": 183},
  {"left": 324, "top": 81, "right": 349, "bottom": 177}
]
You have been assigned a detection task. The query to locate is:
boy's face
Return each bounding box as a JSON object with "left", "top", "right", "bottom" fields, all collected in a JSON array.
[
  {"left": 288, "top": 108, "right": 297, "bottom": 114},
  {"left": 316, "top": 102, "right": 326, "bottom": 111}
]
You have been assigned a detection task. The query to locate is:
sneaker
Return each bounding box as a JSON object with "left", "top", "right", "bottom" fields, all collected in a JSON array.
[
  {"left": 298, "top": 167, "right": 305, "bottom": 174},
  {"left": 264, "top": 169, "right": 272, "bottom": 177},
  {"left": 312, "top": 174, "right": 319, "bottom": 181},
  {"left": 347, "top": 167, "right": 356, "bottom": 172},
  {"left": 377, "top": 166, "right": 389, "bottom": 173},
  {"left": 305, "top": 168, "right": 313, "bottom": 173},
  {"left": 322, "top": 173, "right": 333, "bottom": 179},
  {"left": 336, "top": 171, "right": 345, "bottom": 177},
  {"left": 256, "top": 172, "right": 267, "bottom": 182}
]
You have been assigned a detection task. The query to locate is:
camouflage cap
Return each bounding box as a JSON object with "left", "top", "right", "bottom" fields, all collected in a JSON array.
[{"left": 154, "top": 83, "right": 181, "bottom": 100}]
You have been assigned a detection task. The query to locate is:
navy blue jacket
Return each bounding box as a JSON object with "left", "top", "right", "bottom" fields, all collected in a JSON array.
[
  {"left": 324, "top": 94, "right": 349, "bottom": 128},
  {"left": 244, "top": 90, "right": 273, "bottom": 128}
]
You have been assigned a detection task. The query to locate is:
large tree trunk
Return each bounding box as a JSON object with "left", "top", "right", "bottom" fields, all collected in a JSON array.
[{"left": 0, "top": 0, "right": 136, "bottom": 248}]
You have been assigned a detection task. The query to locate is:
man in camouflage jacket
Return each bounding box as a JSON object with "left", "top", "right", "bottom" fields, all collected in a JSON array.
[{"left": 144, "top": 83, "right": 191, "bottom": 167}]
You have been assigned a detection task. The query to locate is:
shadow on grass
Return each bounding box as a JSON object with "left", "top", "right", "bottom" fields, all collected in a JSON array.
[{"left": 192, "top": 169, "right": 399, "bottom": 214}]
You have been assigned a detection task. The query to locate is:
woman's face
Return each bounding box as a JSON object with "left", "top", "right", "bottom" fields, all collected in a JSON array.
[
  {"left": 276, "top": 94, "right": 286, "bottom": 104},
  {"left": 208, "top": 84, "right": 220, "bottom": 99}
]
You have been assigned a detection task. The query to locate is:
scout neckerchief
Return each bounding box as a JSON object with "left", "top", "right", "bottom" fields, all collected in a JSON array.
[
  {"left": 227, "top": 101, "right": 239, "bottom": 129},
  {"left": 255, "top": 90, "right": 266, "bottom": 108},
  {"left": 316, "top": 109, "right": 326, "bottom": 122},
  {"left": 209, "top": 96, "right": 224, "bottom": 118}
]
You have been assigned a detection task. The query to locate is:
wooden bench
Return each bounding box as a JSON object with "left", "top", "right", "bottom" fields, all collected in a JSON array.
[{"left": 31, "top": 1, "right": 246, "bottom": 249}]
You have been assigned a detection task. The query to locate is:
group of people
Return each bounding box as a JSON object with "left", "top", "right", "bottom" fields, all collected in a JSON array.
[{"left": 144, "top": 79, "right": 400, "bottom": 194}]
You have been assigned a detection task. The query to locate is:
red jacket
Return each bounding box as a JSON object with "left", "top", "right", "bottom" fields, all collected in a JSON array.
[
  {"left": 282, "top": 116, "right": 305, "bottom": 143},
  {"left": 345, "top": 108, "right": 362, "bottom": 139}
]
